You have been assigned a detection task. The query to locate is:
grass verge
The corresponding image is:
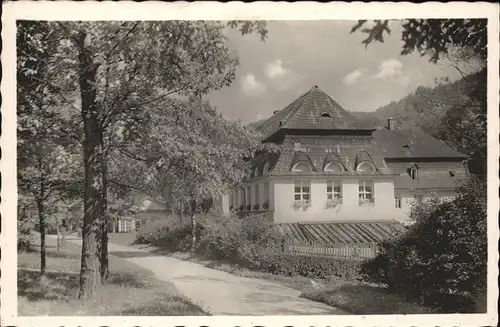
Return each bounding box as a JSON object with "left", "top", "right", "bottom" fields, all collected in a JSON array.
[
  {"left": 301, "top": 283, "right": 436, "bottom": 314},
  {"left": 18, "top": 235, "right": 209, "bottom": 316}
]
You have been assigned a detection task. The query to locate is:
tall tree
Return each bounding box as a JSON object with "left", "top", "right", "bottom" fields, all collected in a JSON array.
[
  {"left": 18, "top": 20, "right": 268, "bottom": 299},
  {"left": 118, "top": 97, "right": 277, "bottom": 249},
  {"left": 17, "top": 21, "right": 81, "bottom": 274}
]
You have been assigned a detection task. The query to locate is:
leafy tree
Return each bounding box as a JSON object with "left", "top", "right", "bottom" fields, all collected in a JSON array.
[
  {"left": 360, "top": 177, "right": 487, "bottom": 312},
  {"left": 17, "top": 20, "right": 267, "bottom": 298},
  {"left": 351, "top": 19, "right": 487, "bottom": 63},
  {"left": 17, "top": 21, "right": 82, "bottom": 274},
  {"left": 119, "top": 97, "right": 277, "bottom": 249}
]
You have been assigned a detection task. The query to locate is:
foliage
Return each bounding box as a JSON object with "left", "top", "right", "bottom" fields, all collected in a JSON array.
[
  {"left": 351, "top": 19, "right": 487, "bottom": 177},
  {"left": 359, "top": 176, "right": 487, "bottom": 313},
  {"left": 135, "top": 219, "right": 203, "bottom": 252},
  {"left": 259, "top": 254, "right": 362, "bottom": 281},
  {"left": 351, "top": 19, "right": 487, "bottom": 62}
]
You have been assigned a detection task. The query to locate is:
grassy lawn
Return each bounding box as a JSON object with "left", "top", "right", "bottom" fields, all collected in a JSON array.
[
  {"left": 18, "top": 235, "right": 209, "bottom": 316},
  {"left": 163, "top": 251, "right": 434, "bottom": 314},
  {"left": 301, "top": 283, "right": 436, "bottom": 314}
]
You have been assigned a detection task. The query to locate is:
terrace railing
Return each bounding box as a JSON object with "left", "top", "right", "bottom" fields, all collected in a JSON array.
[{"left": 283, "top": 240, "right": 379, "bottom": 259}]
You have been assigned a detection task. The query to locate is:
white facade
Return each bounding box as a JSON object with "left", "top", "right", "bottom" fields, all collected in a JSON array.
[{"left": 223, "top": 176, "right": 458, "bottom": 225}]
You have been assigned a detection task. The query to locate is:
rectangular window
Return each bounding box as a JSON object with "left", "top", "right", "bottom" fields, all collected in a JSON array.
[
  {"left": 415, "top": 195, "right": 423, "bottom": 205},
  {"left": 294, "top": 180, "right": 311, "bottom": 203},
  {"left": 359, "top": 180, "right": 374, "bottom": 205},
  {"left": 326, "top": 181, "right": 342, "bottom": 201},
  {"left": 395, "top": 196, "right": 402, "bottom": 208},
  {"left": 247, "top": 186, "right": 252, "bottom": 208},
  {"left": 254, "top": 184, "right": 260, "bottom": 209}
]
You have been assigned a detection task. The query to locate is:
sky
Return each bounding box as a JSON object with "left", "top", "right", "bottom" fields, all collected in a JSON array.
[{"left": 207, "top": 20, "right": 461, "bottom": 124}]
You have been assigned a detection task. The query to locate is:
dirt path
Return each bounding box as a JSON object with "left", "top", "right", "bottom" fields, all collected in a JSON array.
[{"left": 58, "top": 235, "right": 347, "bottom": 315}]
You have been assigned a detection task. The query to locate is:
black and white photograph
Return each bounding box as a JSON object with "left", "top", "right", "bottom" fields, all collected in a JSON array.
[{"left": 1, "top": 2, "right": 498, "bottom": 326}]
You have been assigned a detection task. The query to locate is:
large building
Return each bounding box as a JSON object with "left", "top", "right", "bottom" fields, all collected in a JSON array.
[{"left": 222, "top": 85, "right": 469, "bottom": 228}]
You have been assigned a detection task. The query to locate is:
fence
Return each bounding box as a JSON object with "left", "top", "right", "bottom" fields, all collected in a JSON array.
[{"left": 284, "top": 240, "right": 379, "bottom": 259}]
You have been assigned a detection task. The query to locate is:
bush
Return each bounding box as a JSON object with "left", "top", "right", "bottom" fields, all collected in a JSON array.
[
  {"left": 360, "top": 177, "right": 487, "bottom": 312},
  {"left": 136, "top": 219, "right": 203, "bottom": 252},
  {"left": 259, "top": 254, "right": 362, "bottom": 280},
  {"left": 197, "top": 215, "right": 243, "bottom": 260}
]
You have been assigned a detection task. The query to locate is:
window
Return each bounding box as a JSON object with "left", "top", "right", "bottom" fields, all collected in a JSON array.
[
  {"left": 294, "top": 180, "right": 311, "bottom": 206},
  {"left": 410, "top": 167, "right": 418, "bottom": 179},
  {"left": 415, "top": 195, "right": 423, "bottom": 205},
  {"left": 326, "top": 181, "right": 342, "bottom": 208},
  {"left": 292, "top": 162, "right": 312, "bottom": 172},
  {"left": 326, "top": 181, "right": 342, "bottom": 200},
  {"left": 356, "top": 162, "right": 375, "bottom": 172},
  {"left": 320, "top": 112, "right": 332, "bottom": 118},
  {"left": 359, "top": 180, "right": 374, "bottom": 205},
  {"left": 395, "top": 194, "right": 402, "bottom": 208},
  {"left": 254, "top": 184, "right": 260, "bottom": 209},
  {"left": 324, "top": 162, "right": 344, "bottom": 173},
  {"left": 254, "top": 166, "right": 260, "bottom": 177},
  {"left": 246, "top": 186, "right": 252, "bottom": 209},
  {"left": 263, "top": 182, "right": 270, "bottom": 209}
]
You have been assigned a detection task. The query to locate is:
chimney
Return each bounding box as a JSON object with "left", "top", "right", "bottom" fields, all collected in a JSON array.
[{"left": 387, "top": 117, "right": 395, "bottom": 131}]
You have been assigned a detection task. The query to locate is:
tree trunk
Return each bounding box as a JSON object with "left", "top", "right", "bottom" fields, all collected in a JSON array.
[
  {"left": 77, "top": 31, "right": 105, "bottom": 300},
  {"left": 56, "top": 220, "right": 61, "bottom": 251},
  {"left": 100, "top": 148, "right": 109, "bottom": 281},
  {"left": 180, "top": 201, "right": 184, "bottom": 225},
  {"left": 37, "top": 199, "right": 46, "bottom": 275},
  {"left": 190, "top": 199, "right": 197, "bottom": 251}
]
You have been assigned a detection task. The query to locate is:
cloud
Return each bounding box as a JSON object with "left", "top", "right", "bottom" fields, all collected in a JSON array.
[
  {"left": 265, "top": 59, "right": 288, "bottom": 80},
  {"left": 342, "top": 69, "right": 367, "bottom": 85},
  {"left": 264, "top": 59, "right": 301, "bottom": 92},
  {"left": 375, "top": 59, "right": 404, "bottom": 79},
  {"left": 240, "top": 73, "right": 266, "bottom": 96}
]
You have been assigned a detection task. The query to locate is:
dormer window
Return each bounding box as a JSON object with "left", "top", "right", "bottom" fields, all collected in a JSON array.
[
  {"left": 356, "top": 161, "right": 376, "bottom": 172},
  {"left": 292, "top": 162, "right": 313, "bottom": 172},
  {"left": 409, "top": 165, "right": 419, "bottom": 179},
  {"left": 320, "top": 112, "right": 332, "bottom": 118},
  {"left": 324, "top": 162, "right": 344, "bottom": 173}
]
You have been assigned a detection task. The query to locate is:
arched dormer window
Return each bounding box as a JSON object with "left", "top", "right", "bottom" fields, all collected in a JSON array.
[
  {"left": 356, "top": 161, "right": 376, "bottom": 172},
  {"left": 320, "top": 112, "right": 332, "bottom": 118},
  {"left": 262, "top": 162, "right": 270, "bottom": 175},
  {"left": 354, "top": 150, "right": 377, "bottom": 173},
  {"left": 291, "top": 162, "right": 313, "bottom": 172},
  {"left": 408, "top": 164, "right": 419, "bottom": 180},
  {"left": 290, "top": 151, "right": 316, "bottom": 172},
  {"left": 324, "top": 162, "right": 344, "bottom": 173}
]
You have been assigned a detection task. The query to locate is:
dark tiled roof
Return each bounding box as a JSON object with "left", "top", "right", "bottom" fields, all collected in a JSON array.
[
  {"left": 257, "top": 86, "right": 367, "bottom": 138},
  {"left": 268, "top": 135, "right": 390, "bottom": 175},
  {"left": 373, "top": 128, "right": 468, "bottom": 159},
  {"left": 393, "top": 171, "right": 468, "bottom": 190},
  {"left": 276, "top": 221, "right": 406, "bottom": 244}
]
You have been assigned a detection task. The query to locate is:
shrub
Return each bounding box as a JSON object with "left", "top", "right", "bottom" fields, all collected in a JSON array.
[
  {"left": 360, "top": 177, "right": 487, "bottom": 312},
  {"left": 136, "top": 219, "right": 203, "bottom": 252},
  {"left": 259, "top": 254, "right": 362, "bottom": 280},
  {"left": 197, "top": 215, "right": 243, "bottom": 260}
]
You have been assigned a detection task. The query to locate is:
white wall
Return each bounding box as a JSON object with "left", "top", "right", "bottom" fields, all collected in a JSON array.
[
  {"left": 273, "top": 178, "right": 398, "bottom": 223},
  {"left": 272, "top": 178, "right": 457, "bottom": 224}
]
